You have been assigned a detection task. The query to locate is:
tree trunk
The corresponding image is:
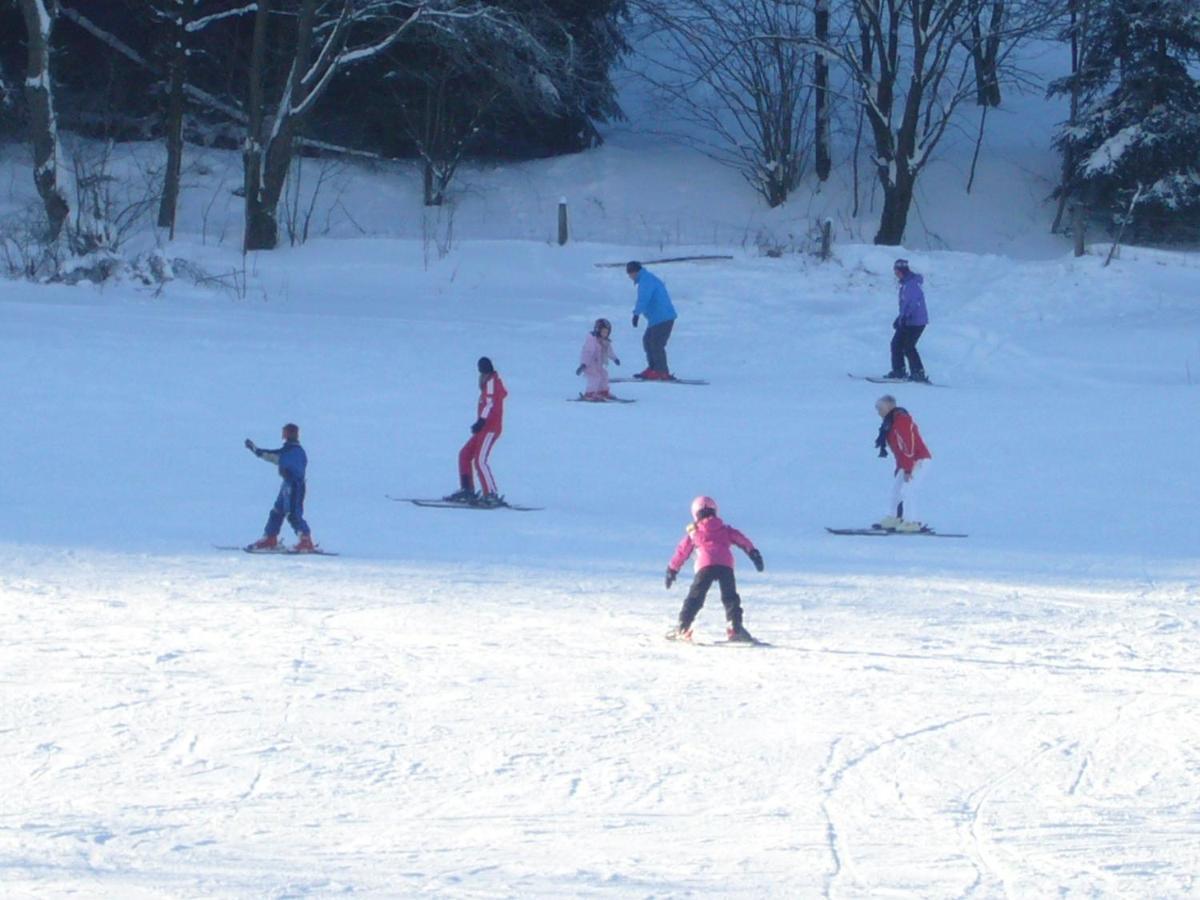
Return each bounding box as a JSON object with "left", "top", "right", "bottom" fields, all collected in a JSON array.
[
  {"left": 423, "top": 160, "right": 437, "bottom": 206},
  {"left": 814, "top": 0, "right": 831, "bottom": 181},
  {"left": 243, "top": 0, "right": 270, "bottom": 252},
  {"left": 158, "top": 0, "right": 194, "bottom": 236},
  {"left": 242, "top": 0, "right": 324, "bottom": 251},
  {"left": 18, "top": 0, "right": 69, "bottom": 241},
  {"left": 874, "top": 169, "right": 915, "bottom": 245}
]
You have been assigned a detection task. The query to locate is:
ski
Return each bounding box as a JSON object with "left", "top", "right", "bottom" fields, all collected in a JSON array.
[
  {"left": 665, "top": 629, "right": 770, "bottom": 647},
  {"left": 825, "top": 526, "right": 967, "bottom": 538},
  {"left": 848, "top": 372, "right": 946, "bottom": 387},
  {"left": 385, "top": 495, "right": 543, "bottom": 512},
  {"left": 611, "top": 377, "right": 709, "bottom": 386},
  {"left": 214, "top": 544, "right": 340, "bottom": 556},
  {"left": 567, "top": 395, "right": 637, "bottom": 404}
]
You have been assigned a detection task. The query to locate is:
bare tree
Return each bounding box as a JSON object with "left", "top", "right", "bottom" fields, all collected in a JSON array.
[
  {"left": 16, "top": 0, "right": 70, "bottom": 240},
  {"left": 792, "top": 0, "right": 1054, "bottom": 244},
  {"left": 243, "top": 0, "right": 421, "bottom": 250},
  {"left": 635, "top": 0, "right": 815, "bottom": 208}
]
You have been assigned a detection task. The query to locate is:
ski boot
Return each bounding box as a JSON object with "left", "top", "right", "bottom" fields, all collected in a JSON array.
[
  {"left": 882, "top": 370, "right": 907, "bottom": 381},
  {"left": 474, "top": 492, "right": 506, "bottom": 509},
  {"left": 665, "top": 625, "right": 694, "bottom": 642},
  {"left": 909, "top": 370, "right": 930, "bottom": 383},
  {"left": 292, "top": 533, "right": 316, "bottom": 553},
  {"left": 726, "top": 624, "right": 757, "bottom": 643},
  {"left": 875, "top": 515, "right": 903, "bottom": 531},
  {"left": 246, "top": 534, "right": 279, "bottom": 552},
  {"left": 634, "top": 367, "right": 656, "bottom": 380},
  {"left": 895, "top": 520, "right": 927, "bottom": 533}
]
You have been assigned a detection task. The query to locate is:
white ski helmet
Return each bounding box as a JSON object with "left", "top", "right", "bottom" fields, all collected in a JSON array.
[{"left": 691, "top": 495, "right": 718, "bottom": 521}]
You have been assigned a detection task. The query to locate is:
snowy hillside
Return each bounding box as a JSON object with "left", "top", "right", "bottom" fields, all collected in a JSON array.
[{"left": 3, "top": 232, "right": 1200, "bottom": 894}]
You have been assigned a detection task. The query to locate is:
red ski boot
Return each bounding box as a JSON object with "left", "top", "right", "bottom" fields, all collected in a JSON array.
[
  {"left": 292, "top": 533, "right": 316, "bottom": 553},
  {"left": 246, "top": 534, "right": 279, "bottom": 552}
]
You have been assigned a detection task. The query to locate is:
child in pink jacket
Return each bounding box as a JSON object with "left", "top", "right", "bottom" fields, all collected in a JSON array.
[
  {"left": 665, "top": 495, "right": 764, "bottom": 643},
  {"left": 575, "top": 318, "right": 620, "bottom": 401}
]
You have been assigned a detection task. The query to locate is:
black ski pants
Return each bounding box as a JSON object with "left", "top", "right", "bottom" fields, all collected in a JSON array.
[
  {"left": 678, "top": 565, "right": 744, "bottom": 631},
  {"left": 890, "top": 324, "right": 925, "bottom": 376},
  {"left": 643, "top": 319, "right": 675, "bottom": 374}
]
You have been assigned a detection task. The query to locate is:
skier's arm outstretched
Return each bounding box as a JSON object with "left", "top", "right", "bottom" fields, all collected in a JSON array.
[
  {"left": 665, "top": 532, "right": 695, "bottom": 588},
  {"left": 245, "top": 439, "right": 281, "bottom": 465},
  {"left": 728, "top": 526, "right": 765, "bottom": 571}
]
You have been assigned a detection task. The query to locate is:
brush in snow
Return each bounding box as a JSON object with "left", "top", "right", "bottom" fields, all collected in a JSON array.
[
  {"left": 825, "top": 526, "right": 967, "bottom": 538},
  {"left": 611, "top": 376, "right": 709, "bottom": 386},
  {"left": 568, "top": 394, "right": 636, "bottom": 404},
  {"left": 386, "top": 495, "right": 543, "bottom": 512},
  {"left": 848, "top": 372, "right": 946, "bottom": 387},
  {"left": 214, "top": 544, "right": 341, "bottom": 556}
]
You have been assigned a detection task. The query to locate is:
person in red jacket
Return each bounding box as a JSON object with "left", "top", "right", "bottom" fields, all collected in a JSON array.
[
  {"left": 874, "top": 394, "right": 932, "bottom": 532},
  {"left": 445, "top": 357, "right": 508, "bottom": 507},
  {"left": 665, "top": 495, "right": 764, "bottom": 643}
]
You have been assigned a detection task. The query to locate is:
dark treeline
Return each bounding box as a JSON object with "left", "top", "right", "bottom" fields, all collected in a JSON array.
[{"left": 0, "top": 0, "right": 627, "bottom": 158}]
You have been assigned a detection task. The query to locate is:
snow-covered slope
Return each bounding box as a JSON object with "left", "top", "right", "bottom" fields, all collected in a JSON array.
[{"left": 2, "top": 237, "right": 1199, "bottom": 895}]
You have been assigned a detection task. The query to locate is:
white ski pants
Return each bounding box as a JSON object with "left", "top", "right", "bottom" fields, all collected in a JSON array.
[{"left": 889, "top": 459, "right": 928, "bottom": 522}]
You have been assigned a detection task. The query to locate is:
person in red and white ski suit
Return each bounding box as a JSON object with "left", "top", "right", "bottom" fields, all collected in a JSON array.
[
  {"left": 874, "top": 394, "right": 932, "bottom": 531},
  {"left": 446, "top": 357, "right": 507, "bottom": 505}
]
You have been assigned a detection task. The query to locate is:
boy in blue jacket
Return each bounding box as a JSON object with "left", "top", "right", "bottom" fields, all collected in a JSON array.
[
  {"left": 627, "top": 261, "right": 678, "bottom": 380},
  {"left": 244, "top": 423, "right": 316, "bottom": 552}
]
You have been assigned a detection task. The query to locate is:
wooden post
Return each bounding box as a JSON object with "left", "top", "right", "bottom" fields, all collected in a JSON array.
[
  {"left": 557, "top": 197, "right": 569, "bottom": 246},
  {"left": 820, "top": 218, "right": 833, "bottom": 260},
  {"left": 1071, "top": 202, "right": 1085, "bottom": 257}
]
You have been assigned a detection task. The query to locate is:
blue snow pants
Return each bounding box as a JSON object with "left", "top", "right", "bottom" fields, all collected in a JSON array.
[{"left": 265, "top": 479, "right": 309, "bottom": 537}]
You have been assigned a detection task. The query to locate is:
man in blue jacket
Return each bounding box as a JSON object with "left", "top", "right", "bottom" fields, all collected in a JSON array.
[
  {"left": 627, "top": 261, "right": 678, "bottom": 380},
  {"left": 244, "top": 423, "right": 316, "bottom": 552}
]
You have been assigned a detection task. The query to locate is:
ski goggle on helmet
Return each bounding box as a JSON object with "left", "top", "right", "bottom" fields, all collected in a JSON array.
[
  {"left": 691, "top": 495, "right": 718, "bottom": 521},
  {"left": 593, "top": 318, "right": 612, "bottom": 335}
]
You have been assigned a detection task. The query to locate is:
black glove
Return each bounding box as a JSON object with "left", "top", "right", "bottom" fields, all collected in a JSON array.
[
  {"left": 749, "top": 549, "right": 764, "bottom": 572},
  {"left": 632, "top": 314, "right": 640, "bottom": 328},
  {"left": 244, "top": 438, "right": 256, "bottom": 452},
  {"left": 575, "top": 364, "right": 585, "bottom": 376},
  {"left": 471, "top": 418, "right": 485, "bottom": 434},
  {"left": 876, "top": 418, "right": 890, "bottom": 458},
  {"left": 614, "top": 357, "right": 621, "bottom": 366},
  {"left": 893, "top": 316, "right": 900, "bottom": 330},
  {"left": 665, "top": 567, "right": 677, "bottom": 589}
]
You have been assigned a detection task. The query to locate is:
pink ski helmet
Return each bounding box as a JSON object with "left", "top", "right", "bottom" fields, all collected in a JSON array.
[{"left": 691, "top": 495, "right": 718, "bottom": 521}]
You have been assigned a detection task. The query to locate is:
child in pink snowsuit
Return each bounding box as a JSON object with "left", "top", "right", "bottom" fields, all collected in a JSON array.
[
  {"left": 665, "top": 495, "right": 764, "bottom": 642},
  {"left": 576, "top": 318, "right": 620, "bottom": 400}
]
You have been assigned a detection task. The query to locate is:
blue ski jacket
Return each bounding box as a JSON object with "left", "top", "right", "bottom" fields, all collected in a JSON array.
[
  {"left": 256, "top": 440, "right": 307, "bottom": 483},
  {"left": 633, "top": 269, "right": 678, "bottom": 327}
]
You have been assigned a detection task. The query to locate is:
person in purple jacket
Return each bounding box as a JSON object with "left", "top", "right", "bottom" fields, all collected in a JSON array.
[{"left": 886, "top": 258, "right": 930, "bottom": 383}]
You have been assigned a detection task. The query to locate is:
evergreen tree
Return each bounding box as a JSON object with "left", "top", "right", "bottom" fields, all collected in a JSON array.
[{"left": 1051, "top": 0, "right": 1200, "bottom": 238}]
